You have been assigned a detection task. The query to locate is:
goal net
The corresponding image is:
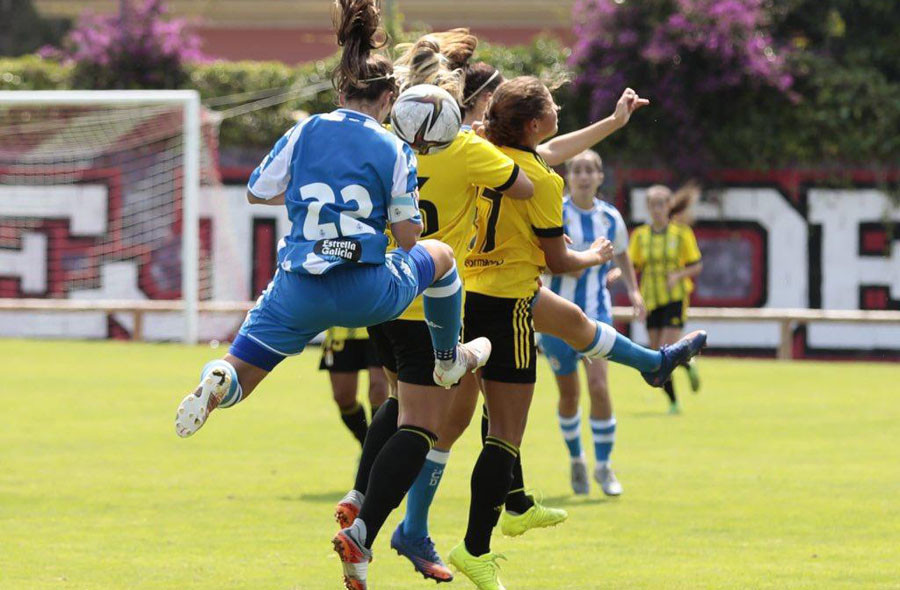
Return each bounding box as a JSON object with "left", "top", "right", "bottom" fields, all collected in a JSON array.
[{"left": 0, "top": 90, "right": 212, "bottom": 343}]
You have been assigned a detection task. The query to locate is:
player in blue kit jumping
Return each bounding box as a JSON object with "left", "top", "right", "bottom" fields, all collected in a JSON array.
[{"left": 173, "top": 0, "right": 489, "bottom": 467}]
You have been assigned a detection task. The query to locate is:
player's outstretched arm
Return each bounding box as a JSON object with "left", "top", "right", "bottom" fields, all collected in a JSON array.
[
  {"left": 537, "top": 88, "right": 649, "bottom": 167},
  {"left": 539, "top": 235, "right": 614, "bottom": 274},
  {"left": 246, "top": 190, "right": 285, "bottom": 205}
]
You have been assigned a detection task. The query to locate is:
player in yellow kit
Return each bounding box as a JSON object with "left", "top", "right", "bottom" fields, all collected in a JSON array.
[
  {"left": 629, "top": 184, "right": 704, "bottom": 413},
  {"left": 318, "top": 327, "right": 387, "bottom": 451},
  {"left": 448, "top": 77, "right": 708, "bottom": 590},
  {"left": 334, "top": 30, "right": 534, "bottom": 584}
]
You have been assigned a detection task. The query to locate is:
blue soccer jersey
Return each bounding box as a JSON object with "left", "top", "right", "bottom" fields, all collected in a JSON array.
[
  {"left": 548, "top": 197, "right": 628, "bottom": 323},
  {"left": 248, "top": 108, "right": 420, "bottom": 275}
]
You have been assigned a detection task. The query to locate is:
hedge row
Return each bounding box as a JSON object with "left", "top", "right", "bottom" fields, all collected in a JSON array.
[
  {"left": 3, "top": 36, "right": 899, "bottom": 169},
  {"left": 0, "top": 37, "right": 571, "bottom": 154}
]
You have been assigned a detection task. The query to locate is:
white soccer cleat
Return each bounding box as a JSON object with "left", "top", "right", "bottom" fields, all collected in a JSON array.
[
  {"left": 594, "top": 464, "right": 623, "bottom": 497},
  {"left": 433, "top": 337, "right": 492, "bottom": 389},
  {"left": 175, "top": 368, "right": 231, "bottom": 438}
]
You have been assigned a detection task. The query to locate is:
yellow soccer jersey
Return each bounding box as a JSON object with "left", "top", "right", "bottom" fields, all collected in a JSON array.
[
  {"left": 392, "top": 130, "right": 518, "bottom": 321},
  {"left": 464, "top": 145, "right": 565, "bottom": 299},
  {"left": 326, "top": 326, "right": 368, "bottom": 342},
  {"left": 628, "top": 222, "right": 702, "bottom": 310}
]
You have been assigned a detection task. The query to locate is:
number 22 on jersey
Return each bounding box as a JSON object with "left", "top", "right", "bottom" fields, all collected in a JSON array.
[{"left": 299, "top": 183, "right": 376, "bottom": 240}]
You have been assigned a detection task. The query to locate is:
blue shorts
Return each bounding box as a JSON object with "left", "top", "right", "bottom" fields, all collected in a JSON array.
[
  {"left": 230, "top": 246, "right": 435, "bottom": 371},
  {"left": 539, "top": 310, "right": 613, "bottom": 376}
]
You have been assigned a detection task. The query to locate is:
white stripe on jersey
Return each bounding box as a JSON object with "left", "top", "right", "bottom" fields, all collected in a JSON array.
[
  {"left": 247, "top": 119, "right": 309, "bottom": 199},
  {"left": 585, "top": 265, "right": 601, "bottom": 319}
]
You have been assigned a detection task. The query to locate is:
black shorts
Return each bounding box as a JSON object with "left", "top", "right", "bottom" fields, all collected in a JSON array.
[
  {"left": 318, "top": 338, "right": 379, "bottom": 372},
  {"left": 366, "top": 323, "right": 398, "bottom": 374},
  {"left": 465, "top": 291, "right": 536, "bottom": 384},
  {"left": 646, "top": 300, "right": 686, "bottom": 330},
  {"left": 378, "top": 319, "right": 438, "bottom": 386}
]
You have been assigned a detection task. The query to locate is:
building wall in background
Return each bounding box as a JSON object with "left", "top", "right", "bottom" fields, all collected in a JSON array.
[
  {"left": 1, "top": 167, "right": 898, "bottom": 358},
  {"left": 33, "top": 0, "right": 574, "bottom": 61}
]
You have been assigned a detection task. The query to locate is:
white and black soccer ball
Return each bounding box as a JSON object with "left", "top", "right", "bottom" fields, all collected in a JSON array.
[{"left": 390, "top": 84, "right": 461, "bottom": 155}]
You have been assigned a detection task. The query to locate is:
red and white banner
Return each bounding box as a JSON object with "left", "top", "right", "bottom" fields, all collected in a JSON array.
[{"left": 1, "top": 167, "right": 898, "bottom": 357}]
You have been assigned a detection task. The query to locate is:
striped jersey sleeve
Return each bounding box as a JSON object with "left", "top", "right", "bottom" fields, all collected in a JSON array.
[
  {"left": 388, "top": 139, "right": 421, "bottom": 224},
  {"left": 247, "top": 120, "right": 306, "bottom": 199}
]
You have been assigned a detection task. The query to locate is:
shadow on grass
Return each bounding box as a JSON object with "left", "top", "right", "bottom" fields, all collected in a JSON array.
[
  {"left": 540, "top": 494, "right": 614, "bottom": 507},
  {"left": 281, "top": 490, "right": 346, "bottom": 503}
]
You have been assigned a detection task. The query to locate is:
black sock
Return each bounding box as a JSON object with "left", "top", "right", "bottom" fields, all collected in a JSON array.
[
  {"left": 504, "top": 454, "right": 534, "bottom": 513},
  {"left": 340, "top": 403, "right": 368, "bottom": 447},
  {"left": 369, "top": 402, "right": 381, "bottom": 420},
  {"left": 464, "top": 436, "right": 518, "bottom": 556},
  {"left": 356, "top": 425, "right": 436, "bottom": 548},
  {"left": 480, "top": 404, "right": 489, "bottom": 444},
  {"left": 353, "top": 397, "right": 398, "bottom": 495},
  {"left": 663, "top": 380, "right": 677, "bottom": 404}
]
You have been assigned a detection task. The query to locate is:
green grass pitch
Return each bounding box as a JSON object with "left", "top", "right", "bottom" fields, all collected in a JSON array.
[{"left": 2, "top": 339, "right": 898, "bottom": 589}]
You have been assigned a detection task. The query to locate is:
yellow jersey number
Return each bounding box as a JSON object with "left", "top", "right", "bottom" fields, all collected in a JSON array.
[
  {"left": 418, "top": 176, "right": 439, "bottom": 237},
  {"left": 478, "top": 188, "right": 504, "bottom": 253}
]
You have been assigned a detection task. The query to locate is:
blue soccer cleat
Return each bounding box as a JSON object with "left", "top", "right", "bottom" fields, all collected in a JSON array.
[
  {"left": 391, "top": 524, "right": 453, "bottom": 583},
  {"left": 642, "top": 330, "right": 707, "bottom": 388}
]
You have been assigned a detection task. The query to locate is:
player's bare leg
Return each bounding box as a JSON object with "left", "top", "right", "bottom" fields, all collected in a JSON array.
[{"left": 555, "top": 370, "right": 589, "bottom": 495}]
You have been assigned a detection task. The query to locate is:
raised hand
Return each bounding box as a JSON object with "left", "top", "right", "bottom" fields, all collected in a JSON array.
[{"left": 612, "top": 88, "right": 650, "bottom": 128}]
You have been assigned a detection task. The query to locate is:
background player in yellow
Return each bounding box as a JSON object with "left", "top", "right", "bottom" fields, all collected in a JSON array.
[
  {"left": 318, "top": 327, "right": 387, "bottom": 453},
  {"left": 629, "top": 184, "right": 704, "bottom": 413}
]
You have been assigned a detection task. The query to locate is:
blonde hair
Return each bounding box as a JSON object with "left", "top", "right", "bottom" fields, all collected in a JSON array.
[
  {"left": 647, "top": 184, "right": 672, "bottom": 204},
  {"left": 668, "top": 181, "right": 701, "bottom": 221},
  {"left": 393, "top": 30, "right": 475, "bottom": 103},
  {"left": 566, "top": 149, "right": 603, "bottom": 174}
]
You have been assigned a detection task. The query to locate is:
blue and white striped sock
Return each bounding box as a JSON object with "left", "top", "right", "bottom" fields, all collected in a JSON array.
[
  {"left": 579, "top": 321, "right": 661, "bottom": 373},
  {"left": 200, "top": 359, "right": 243, "bottom": 408},
  {"left": 590, "top": 416, "right": 616, "bottom": 465},
  {"left": 423, "top": 262, "right": 463, "bottom": 361},
  {"left": 558, "top": 410, "right": 583, "bottom": 459}
]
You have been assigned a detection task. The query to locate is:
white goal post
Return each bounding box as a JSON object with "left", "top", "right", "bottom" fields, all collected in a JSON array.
[{"left": 0, "top": 90, "right": 202, "bottom": 343}]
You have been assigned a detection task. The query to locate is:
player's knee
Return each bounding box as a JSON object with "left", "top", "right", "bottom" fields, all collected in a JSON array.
[
  {"left": 587, "top": 377, "right": 609, "bottom": 399},
  {"left": 418, "top": 239, "right": 455, "bottom": 278},
  {"left": 368, "top": 379, "right": 387, "bottom": 401},
  {"left": 332, "top": 387, "right": 357, "bottom": 410},
  {"left": 437, "top": 413, "right": 471, "bottom": 447},
  {"left": 558, "top": 382, "right": 579, "bottom": 404}
]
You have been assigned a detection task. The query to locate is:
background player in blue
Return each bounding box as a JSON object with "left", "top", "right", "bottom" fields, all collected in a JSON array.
[
  {"left": 173, "top": 4, "right": 489, "bottom": 587},
  {"left": 540, "top": 150, "right": 646, "bottom": 497}
]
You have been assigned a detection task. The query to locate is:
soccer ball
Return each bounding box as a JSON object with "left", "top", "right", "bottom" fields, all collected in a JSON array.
[{"left": 390, "top": 84, "right": 461, "bottom": 155}]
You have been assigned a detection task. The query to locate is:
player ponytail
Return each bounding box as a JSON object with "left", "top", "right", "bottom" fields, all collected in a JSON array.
[
  {"left": 394, "top": 31, "right": 471, "bottom": 104},
  {"left": 668, "top": 181, "right": 701, "bottom": 224},
  {"left": 332, "top": 0, "right": 396, "bottom": 101},
  {"left": 483, "top": 76, "right": 555, "bottom": 147}
]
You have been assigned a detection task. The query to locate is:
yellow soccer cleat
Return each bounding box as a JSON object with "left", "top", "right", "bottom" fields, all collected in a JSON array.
[
  {"left": 448, "top": 543, "right": 507, "bottom": 590},
  {"left": 498, "top": 495, "right": 568, "bottom": 537}
]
